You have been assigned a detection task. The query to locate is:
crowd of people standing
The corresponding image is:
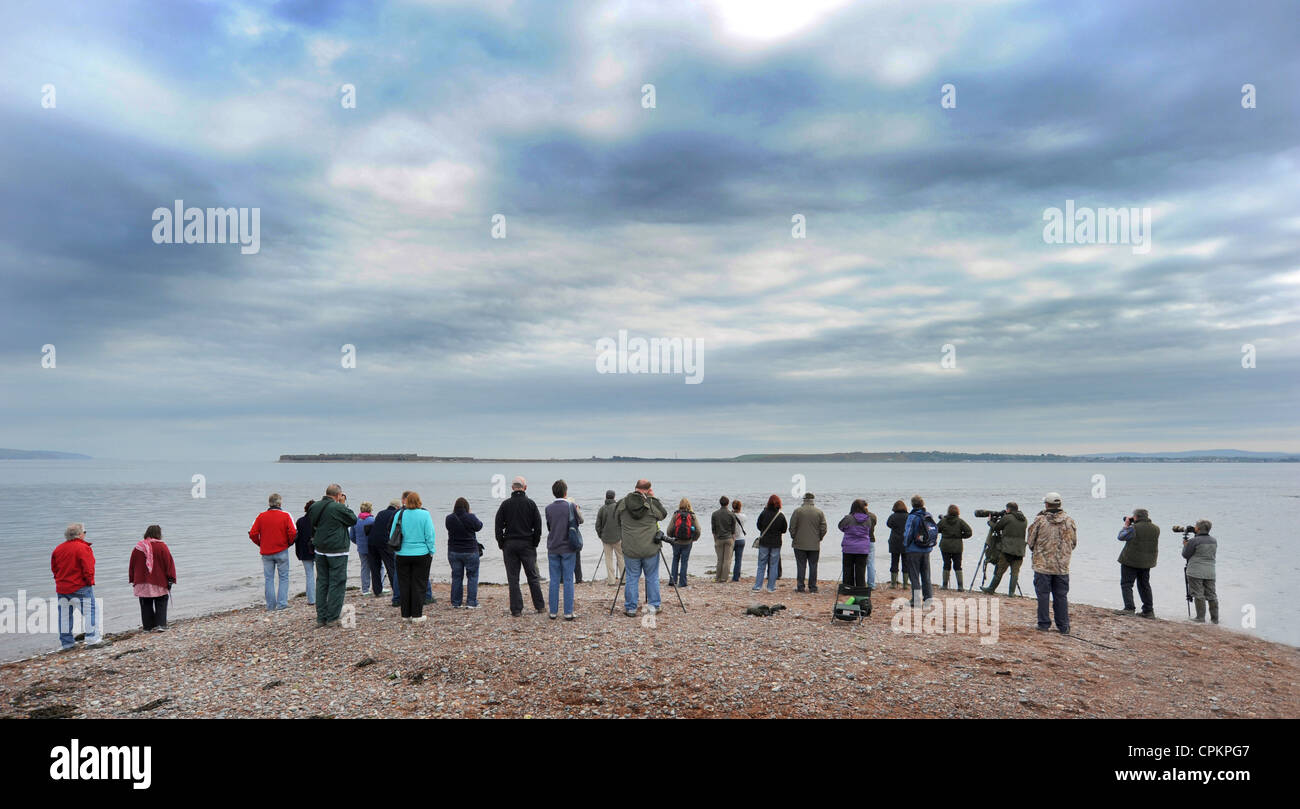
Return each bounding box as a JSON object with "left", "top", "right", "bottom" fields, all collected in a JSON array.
[{"left": 46, "top": 480, "right": 1222, "bottom": 651}]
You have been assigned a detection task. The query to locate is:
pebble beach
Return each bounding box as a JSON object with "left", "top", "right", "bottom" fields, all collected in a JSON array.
[{"left": 3, "top": 578, "right": 1296, "bottom": 719}]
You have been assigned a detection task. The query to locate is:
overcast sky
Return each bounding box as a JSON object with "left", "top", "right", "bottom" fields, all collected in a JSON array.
[{"left": 2, "top": 0, "right": 1297, "bottom": 461}]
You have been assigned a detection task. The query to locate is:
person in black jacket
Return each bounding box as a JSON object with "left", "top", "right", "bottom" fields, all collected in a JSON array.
[
  {"left": 752, "top": 495, "right": 788, "bottom": 593},
  {"left": 885, "top": 500, "right": 909, "bottom": 589},
  {"left": 295, "top": 501, "right": 317, "bottom": 606},
  {"left": 445, "top": 497, "right": 484, "bottom": 608},
  {"left": 368, "top": 500, "right": 402, "bottom": 606},
  {"left": 494, "top": 476, "right": 545, "bottom": 616}
]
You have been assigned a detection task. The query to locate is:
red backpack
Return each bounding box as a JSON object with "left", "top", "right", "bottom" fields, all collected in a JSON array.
[{"left": 672, "top": 511, "right": 696, "bottom": 542}]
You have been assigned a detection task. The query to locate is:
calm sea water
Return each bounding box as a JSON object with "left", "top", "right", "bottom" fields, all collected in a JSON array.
[{"left": 2, "top": 460, "right": 1296, "bottom": 660}]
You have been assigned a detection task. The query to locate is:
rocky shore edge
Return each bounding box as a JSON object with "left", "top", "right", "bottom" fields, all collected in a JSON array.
[{"left": 3, "top": 579, "right": 1296, "bottom": 718}]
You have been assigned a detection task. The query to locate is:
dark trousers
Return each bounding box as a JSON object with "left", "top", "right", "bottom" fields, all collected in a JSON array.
[
  {"left": 574, "top": 552, "right": 583, "bottom": 584},
  {"left": 1034, "top": 572, "right": 1070, "bottom": 632},
  {"left": 889, "top": 550, "right": 902, "bottom": 575},
  {"left": 988, "top": 553, "right": 1023, "bottom": 592},
  {"left": 1120, "top": 564, "right": 1153, "bottom": 613},
  {"left": 396, "top": 553, "right": 432, "bottom": 618},
  {"left": 731, "top": 540, "right": 745, "bottom": 581},
  {"left": 503, "top": 540, "right": 545, "bottom": 615},
  {"left": 842, "top": 553, "right": 868, "bottom": 588},
  {"left": 315, "top": 554, "right": 349, "bottom": 624},
  {"left": 941, "top": 550, "right": 963, "bottom": 571},
  {"left": 139, "top": 595, "right": 169, "bottom": 630},
  {"left": 793, "top": 548, "right": 820, "bottom": 588},
  {"left": 369, "top": 543, "right": 398, "bottom": 602},
  {"left": 903, "top": 552, "right": 932, "bottom": 605}
]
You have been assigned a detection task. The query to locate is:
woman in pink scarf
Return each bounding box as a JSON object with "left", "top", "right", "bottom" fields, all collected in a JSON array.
[{"left": 128, "top": 525, "right": 177, "bottom": 632}]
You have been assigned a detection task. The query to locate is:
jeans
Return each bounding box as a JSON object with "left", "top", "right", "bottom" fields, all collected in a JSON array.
[
  {"left": 315, "top": 554, "right": 349, "bottom": 624},
  {"left": 261, "top": 550, "right": 290, "bottom": 610},
  {"left": 1119, "top": 564, "right": 1153, "bottom": 613},
  {"left": 1034, "top": 572, "right": 1070, "bottom": 632},
  {"left": 867, "top": 544, "right": 877, "bottom": 589},
  {"left": 139, "top": 595, "right": 169, "bottom": 630},
  {"left": 624, "top": 554, "right": 661, "bottom": 612},
  {"left": 842, "top": 553, "right": 869, "bottom": 588},
  {"left": 396, "top": 553, "right": 433, "bottom": 618},
  {"left": 754, "top": 546, "right": 779, "bottom": 590},
  {"left": 448, "top": 550, "right": 480, "bottom": 607},
  {"left": 793, "top": 548, "right": 819, "bottom": 589},
  {"left": 301, "top": 558, "right": 316, "bottom": 605},
  {"left": 714, "top": 538, "right": 733, "bottom": 582},
  {"left": 669, "top": 543, "right": 692, "bottom": 586},
  {"left": 503, "top": 540, "right": 545, "bottom": 615},
  {"left": 57, "top": 586, "right": 102, "bottom": 649},
  {"left": 731, "top": 540, "right": 745, "bottom": 581},
  {"left": 602, "top": 541, "right": 624, "bottom": 585},
  {"left": 903, "top": 551, "right": 933, "bottom": 606},
  {"left": 548, "top": 552, "right": 577, "bottom": 616},
  {"left": 357, "top": 551, "right": 371, "bottom": 594}
]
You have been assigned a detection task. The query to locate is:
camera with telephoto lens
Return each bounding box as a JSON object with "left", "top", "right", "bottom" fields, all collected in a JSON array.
[
  {"left": 974, "top": 509, "right": 1006, "bottom": 519},
  {"left": 1172, "top": 524, "right": 1196, "bottom": 535}
]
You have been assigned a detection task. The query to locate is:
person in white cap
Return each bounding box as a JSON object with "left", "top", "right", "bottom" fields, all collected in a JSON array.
[{"left": 1026, "top": 492, "right": 1077, "bottom": 634}]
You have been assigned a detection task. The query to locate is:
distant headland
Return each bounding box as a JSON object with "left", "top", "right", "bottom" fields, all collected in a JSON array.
[{"left": 279, "top": 450, "right": 1299, "bottom": 463}]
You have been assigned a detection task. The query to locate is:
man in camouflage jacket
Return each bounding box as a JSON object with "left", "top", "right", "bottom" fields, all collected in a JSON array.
[{"left": 1027, "top": 492, "right": 1077, "bottom": 634}]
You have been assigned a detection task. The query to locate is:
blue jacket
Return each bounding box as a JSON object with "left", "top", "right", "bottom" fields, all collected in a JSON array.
[
  {"left": 350, "top": 513, "right": 375, "bottom": 554},
  {"left": 903, "top": 508, "right": 935, "bottom": 554},
  {"left": 445, "top": 510, "right": 484, "bottom": 555},
  {"left": 393, "top": 508, "right": 436, "bottom": 557}
]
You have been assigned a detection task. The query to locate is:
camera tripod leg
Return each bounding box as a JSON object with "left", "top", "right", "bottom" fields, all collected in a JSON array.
[
  {"left": 608, "top": 565, "right": 627, "bottom": 615},
  {"left": 659, "top": 546, "right": 687, "bottom": 613}
]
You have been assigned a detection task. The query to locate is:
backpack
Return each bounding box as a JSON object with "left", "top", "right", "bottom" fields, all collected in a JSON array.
[
  {"left": 387, "top": 509, "right": 405, "bottom": 551},
  {"left": 566, "top": 502, "right": 584, "bottom": 552},
  {"left": 672, "top": 511, "right": 696, "bottom": 542},
  {"left": 913, "top": 511, "right": 938, "bottom": 549}
]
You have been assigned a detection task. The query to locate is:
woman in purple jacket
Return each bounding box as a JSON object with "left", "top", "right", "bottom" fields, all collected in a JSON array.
[{"left": 838, "top": 499, "right": 874, "bottom": 588}]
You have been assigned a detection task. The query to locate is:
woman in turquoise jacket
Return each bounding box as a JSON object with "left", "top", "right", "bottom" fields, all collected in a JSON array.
[{"left": 393, "top": 491, "right": 436, "bottom": 621}]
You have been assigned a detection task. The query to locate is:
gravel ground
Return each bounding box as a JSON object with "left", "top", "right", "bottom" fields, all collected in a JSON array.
[{"left": 2, "top": 578, "right": 1296, "bottom": 718}]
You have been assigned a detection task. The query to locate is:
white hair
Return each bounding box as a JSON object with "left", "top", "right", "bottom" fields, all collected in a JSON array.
[{"left": 64, "top": 523, "right": 85, "bottom": 541}]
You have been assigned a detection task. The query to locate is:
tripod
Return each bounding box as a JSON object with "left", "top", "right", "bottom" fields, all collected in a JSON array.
[
  {"left": 973, "top": 525, "right": 1024, "bottom": 597},
  {"left": 607, "top": 543, "right": 687, "bottom": 615}
]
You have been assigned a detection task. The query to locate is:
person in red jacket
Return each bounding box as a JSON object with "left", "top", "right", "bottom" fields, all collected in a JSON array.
[
  {"left": 249, "top": 493, "right": 297, "bottom": 611},
  {"left": 51, "top": 523, "right": 102, "bottom": 651},
  {"left": 129, "top": 525, "right": 177, "bottom": 632}
]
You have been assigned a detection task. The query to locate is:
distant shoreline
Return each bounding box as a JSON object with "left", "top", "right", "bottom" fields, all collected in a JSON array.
[{"left": 278, "top": 452, "right": 1300, "bottom": 464}]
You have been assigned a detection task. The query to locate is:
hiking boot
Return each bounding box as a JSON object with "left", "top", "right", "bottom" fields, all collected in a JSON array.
[
  {"left": 809, "top": 585, "right": 819, "bottom": 593},
  {"left": 981, "top": 586, "right": 997, "bottom": 595},
  {"left": 624, "top": 609, "right": 638, "bottom": 617},
  {"left": 795, "top": 586, "right": 806, "bottom": 593},
  {"left": 1113, "top": 608, "right": 1136, "bottom": 616},
  {"left": 1138, "top": 610, "right": 1155, "bottom": 619}
]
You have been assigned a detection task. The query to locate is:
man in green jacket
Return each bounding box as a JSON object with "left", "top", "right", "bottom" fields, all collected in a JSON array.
[
  {"left": 982, "top": 503, "right": 1027, "bottom": 596},
  {"left": 615, "top": 480, "right": 667, "bottom": 616},
  {"left": 1115, "top": 508, "right": 1159, "bottom": 617},
  {"left": 788, "top": 492, "right": 827, "bottom": 592},
  {"left": 306, "top": 484, "right": 357, "bottom": 627}
]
